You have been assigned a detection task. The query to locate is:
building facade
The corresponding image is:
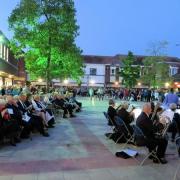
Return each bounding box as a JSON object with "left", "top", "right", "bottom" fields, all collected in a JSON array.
[
  {"left": 0, "top": 30, "right": 26, "bottom": 87},
  {"left": 62, "top": 54, "right": 180, "bottom": 88}
]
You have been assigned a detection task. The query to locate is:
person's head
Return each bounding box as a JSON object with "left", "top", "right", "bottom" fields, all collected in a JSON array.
[
  {"left": 109, "top": 99, "right": 115, "bottom": 107},
  {"left": 13, "top": 95, "right": 19, "bottom": 103},
  {"left": 33, "top": 95, "right": 40, "bottom": 101},
  {"left": 19, "top": 94, "right": 27, "bottom": 102},
  {"left": 170, "top": 88, "right": 174, "bottom": 93},
  {"left": 142, "top": 103, "right": 152, "bottom": 115},
  {"left": 0, "top": 99, "right": 7, "bottom": 111},
  {"left": 6, "top": 96, "right": 14, "bottom": 104},
  {"left": 121, "top": 102, "right": 129, "bottom": 110},
  {"left": 169, "top": 103, "right": 177, "bottom": 111}
]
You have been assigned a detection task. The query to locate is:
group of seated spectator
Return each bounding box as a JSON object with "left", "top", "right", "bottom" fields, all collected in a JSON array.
[
  {"left": 0, "top": 92, "right": 82, "bottom": 147},
  {"left": 106, "top": 99, "right": 180, "bottom": 164}
]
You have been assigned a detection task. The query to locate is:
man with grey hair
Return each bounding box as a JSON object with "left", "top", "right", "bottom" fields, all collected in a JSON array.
[{"left": 136, "top": 103, "right": 168, "bottom": 164}]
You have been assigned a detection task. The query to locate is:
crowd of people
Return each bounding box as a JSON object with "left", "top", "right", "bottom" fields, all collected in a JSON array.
[
  {"left": 106, "top": 88, "right": 180, "bottom": 164},
  {"left": 85, "top": 87, "right": 180, "bottom": 103},
  {"left": 0, "top": 84, "right": 180, "bottom": 164},
  {"left": 0, "top": 89, "right": 82, "bottom": 147}
]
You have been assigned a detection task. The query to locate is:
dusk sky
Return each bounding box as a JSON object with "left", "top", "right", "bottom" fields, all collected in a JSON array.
[{"left": 0, "top": 0, "right": 180, "bottom": 57}]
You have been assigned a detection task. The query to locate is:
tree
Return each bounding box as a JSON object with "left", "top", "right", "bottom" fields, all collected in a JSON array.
[
  {"left": 140, "top": 41, "right": 172, "bottom": 88},
  {"left": 119, "top": 51, "right": 140, "bottom": 88},
  {"left": 8, "top": 0, "right": 84, "bottom": 91}
]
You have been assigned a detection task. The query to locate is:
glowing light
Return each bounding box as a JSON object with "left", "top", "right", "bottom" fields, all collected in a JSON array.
[
  {"left": 138, "top": 82, "right": 141, "bottom": 86},
  {"left": 165, "top": 82, "right": 169, "bottom": 87},
  {"left": 64, "top": 79, "right": 69, "bottom": 84},
  {"left": 90, "top": 80, "right": 95, "bottom": 85},
  {"left": 38, "top": 78, "right": 43, "bottom": 83},
  {"left": 8, "top": 75, "right": 13, "bottom": 78},
  {"left": 115, "top": 81, "right": 119, "bottom": 85},
  {"left": 174, "top": 82, "right": 178, "bottom": 85}
]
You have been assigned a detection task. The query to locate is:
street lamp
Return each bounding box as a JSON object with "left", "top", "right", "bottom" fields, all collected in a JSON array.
[
  {"left": 165, "top": 82, "right": 169, "bottom": 88},
  {"left": 38, "top": 78, "right": 43, "bottom": 83},
  {"left": 90, "top": 80, "right": 95, "bottom": 85},
  {"left": 64, "top": 79, "right": 69, "bottom": 85},
  {"left": 114, "top": 81, "right": 119, "bottom": 86}
]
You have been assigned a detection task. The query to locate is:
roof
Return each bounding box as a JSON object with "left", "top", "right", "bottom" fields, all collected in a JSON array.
[
  {"left": 83, "top": 55, "right": 123, "bottom": 66},
  {"left": 83, "top": 54, "right": 180, "bottom": 67}
]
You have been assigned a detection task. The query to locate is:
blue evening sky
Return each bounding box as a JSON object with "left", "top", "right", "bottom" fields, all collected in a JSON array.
[{"left": 0, "top": 0, "right": 180, "bottom": 57}]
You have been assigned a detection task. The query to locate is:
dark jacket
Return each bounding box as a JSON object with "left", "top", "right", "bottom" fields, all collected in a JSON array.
[
  {"left": 136, "top": 112, "right": 155, "bottom": 139},
  {"left": 107, "top": 106, "right": 117, "bottom": 125},
  {"left": 117, "top": 108, "right": 134, "bottom": 125}
]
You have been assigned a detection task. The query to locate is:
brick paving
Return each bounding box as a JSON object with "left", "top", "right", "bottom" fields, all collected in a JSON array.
[{"left": 0, "top": 97, "right": 179, "bottom": 180}]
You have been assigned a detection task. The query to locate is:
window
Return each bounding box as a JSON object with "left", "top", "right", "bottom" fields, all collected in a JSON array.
[
  {"left": 0, "top": 44, "right": 2, "bottom": 58},
  {"left": 170, "top": 67, "right": 178, "bottom": 76},
  {"left": 6, "top": 48, "right": 9, "bottom": 61},
  {"left": 3, "top": 45, "right": 6, "bottom": 60},
  {"left": 90, "top": 68, "right": 97, "bottom": 75},
  {"left": 111, "top": 69, "right": 115, "bottom": 75}
]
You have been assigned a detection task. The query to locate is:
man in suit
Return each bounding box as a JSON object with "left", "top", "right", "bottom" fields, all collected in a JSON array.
[
  {"left": 17, "top": 94, "right": 49, "bottom": 137},
  {"left": 136, "top": 103, "right": 168, "bottom": 164}
]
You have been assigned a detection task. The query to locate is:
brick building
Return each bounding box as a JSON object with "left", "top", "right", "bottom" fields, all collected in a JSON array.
[{"left": 0, "top": 30, "right": 26, "bottom": 87}]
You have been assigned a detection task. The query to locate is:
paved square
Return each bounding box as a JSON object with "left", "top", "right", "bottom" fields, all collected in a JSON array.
[{"left": 0, "top": 98, "right": 179, "bottom": 180}]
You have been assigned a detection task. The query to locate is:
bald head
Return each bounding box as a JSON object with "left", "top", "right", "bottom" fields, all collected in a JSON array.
[{"left": 142, "top": 103, "right": 152, "bottom": 115}]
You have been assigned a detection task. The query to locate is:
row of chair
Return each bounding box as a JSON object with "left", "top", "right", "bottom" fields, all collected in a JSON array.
[{"left": 103, "top": 111, "right": 164, "bottom": 165}]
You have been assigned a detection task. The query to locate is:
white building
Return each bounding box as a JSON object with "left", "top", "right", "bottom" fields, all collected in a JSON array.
[{"left": 53, "top": 54, "right": 180, "bottom": 87}]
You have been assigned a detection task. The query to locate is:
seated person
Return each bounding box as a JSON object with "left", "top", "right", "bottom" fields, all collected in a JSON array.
[
  {"left": 136, "top": 103, "right": 168, "bottom": 164},
  {"left": 32, "top": 95, "right": 55, "bottom": 127},
  {"left": 167, "top": 103, "right": 180, "bottom": 142},
  {"left": 52, "top": 95, "right": 75, "bottom": 118},
  {"left": 0, "top": 99, "right": 20, "bottom": 146},
  {"left": 65, "top": 93, "right": 80, "bottom": 112},
  {"left": 18, "top": 94, "right": 49, "bottom": 137},
  {"left": 6, "top": 95, "right": 31, "bottom": 139},
  {"left": 149, "top": 102, "right": 164, "bottom": 126},
  {"left": 117, "top": 102, "right": 134, "bottom": 134},
  {"left": 107, "top": 99, "right": 117, "bottom": 126}
]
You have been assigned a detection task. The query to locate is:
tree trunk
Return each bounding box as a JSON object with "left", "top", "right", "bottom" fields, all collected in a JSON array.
[{"left": 46, "top": 37, "right": 51, "bottom": 93}]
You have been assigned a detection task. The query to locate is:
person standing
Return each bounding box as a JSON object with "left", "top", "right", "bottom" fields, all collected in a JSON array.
[
  {"left": 88, "top": 87, "right": 94, "bottom": 101},
  {"left": 162, "top": 88, "right": 179, "bottom": 109}
]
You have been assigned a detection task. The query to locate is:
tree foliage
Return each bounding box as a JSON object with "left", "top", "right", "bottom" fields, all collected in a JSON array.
[
  {"left": 8, "top": 0, "right": 84, "bottom": 89},
  {"left": 119, "top": 51, "right": 140, "bottom": 88},
  {"left": 140, "top": 41, "right": 172, "bottom": 88}
]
